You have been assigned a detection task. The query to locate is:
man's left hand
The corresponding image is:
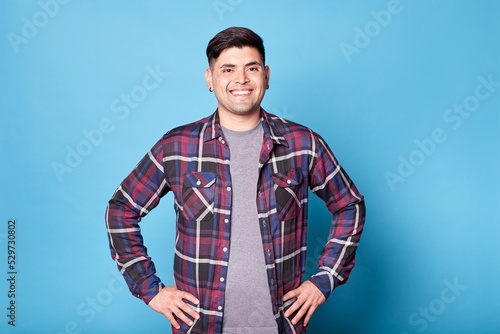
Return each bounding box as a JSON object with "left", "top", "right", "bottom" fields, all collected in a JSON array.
[{"left": 283, "top": 280, "right": 326, "bottom": 326}]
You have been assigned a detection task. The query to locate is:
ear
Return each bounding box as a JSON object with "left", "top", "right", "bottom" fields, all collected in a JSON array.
[
  {"left": 264, "top": 65, "right": 270, "bottom": 86},
  {"left": 205, "top": 68, "right": 213, "bottom": 90}
]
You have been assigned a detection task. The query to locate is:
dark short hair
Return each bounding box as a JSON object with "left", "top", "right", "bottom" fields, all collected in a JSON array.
[{"left": 206, "top": 27, "right": 265, "bottom": 66}]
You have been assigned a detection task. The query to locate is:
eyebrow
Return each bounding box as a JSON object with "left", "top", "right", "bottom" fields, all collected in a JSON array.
[
  {"left": 245, "top": 61, "right": 261, "bottom": 67},
  {"left": 219, "top": 61, "right": 263, "bottom": 69}
]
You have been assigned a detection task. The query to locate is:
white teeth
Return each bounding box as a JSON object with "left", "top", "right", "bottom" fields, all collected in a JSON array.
[{"left": 232, "top": 91, "right": 251, "bottom": 95}]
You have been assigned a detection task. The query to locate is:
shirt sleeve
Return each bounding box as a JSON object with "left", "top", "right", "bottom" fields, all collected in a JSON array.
[
  {"left": 307, "top": 134, "right": 366, "bottom": 300},
  {"left": 105, "top": 138, "right": 170, "bottom": 304}
]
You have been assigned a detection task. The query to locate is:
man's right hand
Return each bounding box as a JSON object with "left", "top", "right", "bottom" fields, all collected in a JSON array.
[{"left": 148, "top": 286, "right": 200, "bottom": 330}]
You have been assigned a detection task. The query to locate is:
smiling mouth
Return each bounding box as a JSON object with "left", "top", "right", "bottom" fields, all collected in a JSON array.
[{"left": 230, "top": 90, "right": 252, "bottom": 96}]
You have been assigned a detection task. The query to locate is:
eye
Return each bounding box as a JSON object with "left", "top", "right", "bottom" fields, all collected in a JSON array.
[
  {"left": 223, "top": 68, "right": 232, "bottom": 73},
  {"left": 248, "top": 67, "right": 259, "bottom": 72}
]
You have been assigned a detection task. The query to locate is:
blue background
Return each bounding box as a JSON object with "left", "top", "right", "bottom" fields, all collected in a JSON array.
[{"left": 1, "top": 1, "right": 499, "bottom": 333}]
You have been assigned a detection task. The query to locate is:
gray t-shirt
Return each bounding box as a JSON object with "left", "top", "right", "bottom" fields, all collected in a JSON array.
[{"left": 221, "top": 121, "right": 278, "bottom": 334}]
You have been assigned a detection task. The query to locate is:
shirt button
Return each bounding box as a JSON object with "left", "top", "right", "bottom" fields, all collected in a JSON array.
[
  {"left": 224, "top": 159, "right": 230, "bottom": 164},
  {"left": 196, "top": 180, "right": 201, "bottom": 185},
  {"left": 262, "top": 220, "right": 266, "bottom": 227},
  {"left": 286, "top": 179, "right": 291, "bottom": 185},
  {"left": 267, "top": 250, "right": 271, "bottom": 256},
  {"left": 220, "top": 277, "right": 224, "bottom": 282},
  {"left": 224, "top": 218, "right": 229, "bottom": 223},
  {"left": 226, "top": 186, "right": 231, "bottom": 192},
  {"left": 221, "top": 139, "right": 225, "bottom": 145},
  {"left": 223, "top": 247, "right": 228, "bottom": 252},
  {"left": 218, "top": 306, "right": 223, "bottom": 311}
]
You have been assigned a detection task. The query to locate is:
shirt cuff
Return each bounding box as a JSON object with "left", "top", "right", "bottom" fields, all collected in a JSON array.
[
  {"left": 133, "top": 274, "right": 165, "bottom": 305},
  {"left": 308, "top": 268, "right": 341, "bottom": 300}
]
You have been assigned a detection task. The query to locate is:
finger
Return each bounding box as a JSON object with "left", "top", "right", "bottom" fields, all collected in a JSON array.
[
  {"left": 165, "top": 312, "right": 181, "bottom": 330},
  {"left": 291, "top": 302, "right": 309, "bottom": 325},
  {"left": 173, "top": 307, "right": 195, "bottom": 328},
  {"left": 283, "top": 287, "right": 300, "bottom": 302},
  {"left": 180, "top": 291, "right": 200, "bottom": 305},
  {"left": 179, "top": 301, "right": 200, "bottom": 320},
  {"left": 303, "top": 304, "right": 317, "bottom": 327},
  {"left": 284, "top": 297, "right": 302, "bottom": 318}
]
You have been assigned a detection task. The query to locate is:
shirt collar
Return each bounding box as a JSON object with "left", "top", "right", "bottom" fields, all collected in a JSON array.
[
  {"left": 260, "top": 108, "right": 288, "bottom": 148},
  {"left": 203, "top": 110, "right": 223, "bottom": 142},
  {"left": 203, "top": 108, "right": 288, "bottom": 148}
]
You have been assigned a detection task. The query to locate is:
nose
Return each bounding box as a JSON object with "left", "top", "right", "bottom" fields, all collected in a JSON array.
[{"left": 234, "top": 68, "right": 249, "bottom": 85}]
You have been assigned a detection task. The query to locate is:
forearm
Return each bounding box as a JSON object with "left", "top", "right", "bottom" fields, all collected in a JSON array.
[
  {"left": 308, "top": 134, "right": 366, "bottom": 299},
  {"left": 309, "top": 198, "right": 365, "bottom": 299},
  {"left": 106, "top": 197, "right": 164, "bottom": 303},
  {"left": 105, "top": 139, "right": 168, "bottom": 304}
]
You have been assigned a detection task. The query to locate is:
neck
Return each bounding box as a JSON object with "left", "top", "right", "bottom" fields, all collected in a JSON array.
[{"left": 218, "top": 108, "right": 261, "bottom": 131}]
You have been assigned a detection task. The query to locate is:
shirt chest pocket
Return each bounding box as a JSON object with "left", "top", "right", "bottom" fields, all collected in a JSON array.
[
  {"left": 181, "top": 171, "right": 216, "bottom": 221},
  {"left": 271, "top": 167, "right": 303, "bottom": 221}
]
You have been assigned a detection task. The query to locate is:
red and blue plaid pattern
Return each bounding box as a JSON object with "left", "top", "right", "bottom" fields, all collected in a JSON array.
[{"left": 106, "top": 109, "right": 365, "bottom": 333}]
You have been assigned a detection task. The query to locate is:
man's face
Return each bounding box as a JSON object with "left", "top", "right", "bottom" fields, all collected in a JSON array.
[{"left": 205, "top": 46, "right": 270, "bottom": 118}]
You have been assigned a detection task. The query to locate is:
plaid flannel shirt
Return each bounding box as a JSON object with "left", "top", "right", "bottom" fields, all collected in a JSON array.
[{"left": 105, "top": 109, "right": 365, "bottom": 334}]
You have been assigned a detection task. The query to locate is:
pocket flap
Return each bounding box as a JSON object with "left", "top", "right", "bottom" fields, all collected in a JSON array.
[
  {"left": 271, "top": 168, "right": 303, "bottom": 187},
  {"left": 183, "top": 171, "right": 216, "bottom": 188}
]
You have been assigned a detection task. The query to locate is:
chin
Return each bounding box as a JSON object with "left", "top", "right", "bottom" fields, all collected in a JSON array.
[{"left": 231, "top": 108, "right": 259, "bottom": 115}]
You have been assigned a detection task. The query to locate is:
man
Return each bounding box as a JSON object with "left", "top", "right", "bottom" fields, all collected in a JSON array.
[{"left": 106, "top": 27, "right": 365, "bottom": 334}]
